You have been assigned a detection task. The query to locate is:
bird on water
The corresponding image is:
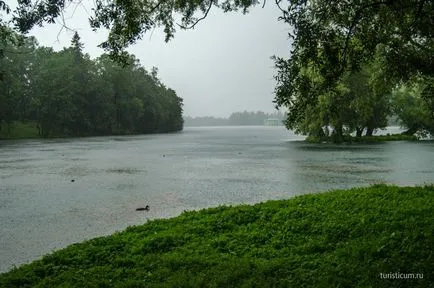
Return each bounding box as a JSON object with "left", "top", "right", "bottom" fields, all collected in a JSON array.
[{"left": 136, "top": 205, "right": 150, "bottom": 211}]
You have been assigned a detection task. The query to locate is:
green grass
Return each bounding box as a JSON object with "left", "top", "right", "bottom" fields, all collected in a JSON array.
[
  {"left": 357, "top": 134, "right": 419, "bottom": 142},
  {"left": 0, "top": 122, "right": 40, "bottom": 139},
  {"left": 306, "top": 134, "right": 418, "bottom": 143},
  {"left": 1, "top": 185, "right": 433, "bottom": 287}
]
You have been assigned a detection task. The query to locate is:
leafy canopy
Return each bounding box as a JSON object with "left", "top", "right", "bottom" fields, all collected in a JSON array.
[
  {"left": 272, "top": 1, "right": 433, "bottom": 140},
  {"left": 7, "top": 1, "right": 432, "bottom": 74}
]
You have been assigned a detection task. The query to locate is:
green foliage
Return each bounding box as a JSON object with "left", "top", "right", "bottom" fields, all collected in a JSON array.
[
  {"left": 0, "top": 33, "right": 37, "bottom": 126},
  {"left": 276, "top": 51, "right": 394, "bottom": 142},
  {"left": 0, "top": 31, "right": 183, "bottom": 139},
  {"left": 0, "top": 121, "right": 39, "bottom": 139},
  {"left": 392, "top": 80, "right": 434, "bottom": 136},
  {"left": 306, "top": 134, "right": 418, "bottom": 144},
  {"left": 11, "top": 1, "right": 432, "bottom": 72},
  {"left": 273, "top": 1, "right": 433, "bottom": 89},
  {"left": 273, "top": 1, "right": 433, "bottom": 142},
  {"left": 1, "top": 185, "right": 433, "bottom": 287},
  {"left": 360, "top": 134, "right": 419, "bottom": 142}
]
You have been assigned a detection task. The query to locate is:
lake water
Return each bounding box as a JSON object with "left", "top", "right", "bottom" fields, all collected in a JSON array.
[{"left": 0, "top": 126, "right": 433, "bottom": 272}]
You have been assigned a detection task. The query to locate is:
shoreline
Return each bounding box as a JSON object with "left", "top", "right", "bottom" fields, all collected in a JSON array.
[
  {"left": 0, "top": 121, "right": 184, "bottom": 141},
  {"left": 1, "top": 185, "right": 432, "bottom": 287}
]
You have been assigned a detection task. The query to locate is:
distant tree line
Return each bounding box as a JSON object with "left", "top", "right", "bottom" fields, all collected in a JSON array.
[
  {"left": 0, "top": 31, "right": 183, "bottom": 138},
  {"left": 184, "top": 111, "right": 285, "bottom": 126}
]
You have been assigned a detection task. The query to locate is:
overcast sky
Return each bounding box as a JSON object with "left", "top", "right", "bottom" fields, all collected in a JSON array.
[{"left": 26, "top": 1, "right": 292, "bottom": 118}]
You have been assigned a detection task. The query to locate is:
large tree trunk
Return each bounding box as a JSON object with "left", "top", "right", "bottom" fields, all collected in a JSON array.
[
  {"left": 333, "top": 123, "right": 344, "bottom": 143},
  {"left": 315, "top": 127, "right": 326, "bottom": 138},
  {"left": 402, "top": 125, "right": 418, "bottom": 135},
  {"left": 356, "top": 127, "right": 364, "bottom": 138},
  {"left": 37, "top": 123, "right": 41, "bottom": 137},
  {"left": 366, "top": 126, "right": 374, "bottom": 136}
]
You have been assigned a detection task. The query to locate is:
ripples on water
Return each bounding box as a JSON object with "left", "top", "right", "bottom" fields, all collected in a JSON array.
[{"left": 0, "top": 126, "right": 433, "bottom": 271}]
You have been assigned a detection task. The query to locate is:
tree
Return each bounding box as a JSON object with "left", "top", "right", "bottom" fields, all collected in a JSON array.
[
  {"left": 277, "top": 46, "right": 394, "bottom": 142},
  {"left": 0, "top": 31, "right": 37, "bottom": 131},
  {"left": 343, "top": 50, "right": 393, "bottom": 137},
  {"left": 71, "top": 32, "right": 83, "bottom": 53},
  {"left": 1, "top": 30, "right": 184, "bottom": 138},
  {"left": 392, "top": 80, "right": 434, "bottom": 136},
  {"left": 65, "top": 32, "right": 94, "bottom": 136},
  {"left": 29, "top": 48, "right": 77, "bottom": 137},
  {"left": 272, "top": 0, "right": 433, "bottom": 141},
  {"left": 0, "top": 1, "right": 12, "bottom": 62}
]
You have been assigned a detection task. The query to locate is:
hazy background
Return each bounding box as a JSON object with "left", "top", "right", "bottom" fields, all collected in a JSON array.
[{"left": 22, "top": 1, "right": 291, "bottom": 118}]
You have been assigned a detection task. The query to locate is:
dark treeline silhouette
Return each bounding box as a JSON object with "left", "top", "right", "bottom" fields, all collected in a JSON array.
[
  {"left": 184, "top": 111, "right": 285, "bottom": 126},
  {"left": 0, "top": 31, "right": 183, "bottom": 138}
]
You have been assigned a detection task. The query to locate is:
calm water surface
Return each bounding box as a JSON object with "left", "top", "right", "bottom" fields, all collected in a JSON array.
[{"left": 0, "top": 126, "right": 433, "bottom": 271}]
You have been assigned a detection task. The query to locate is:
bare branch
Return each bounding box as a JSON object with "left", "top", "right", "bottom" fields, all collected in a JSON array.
[
  {"left": 178, "top": 0, "right": 213, "bottom": 30},
  {"left": 66, "top": 0, "right": 83, "bottom": 20},
  {"left": 78, "top": 0, "right": 92, "bottom": 17},
  {"left": 56, "top": 9, "right": 76, "bottom": 44},
  {"left": 276, "top": 0, "right": 293, "bottom": 38},
  {"left": 275, "top": 0, "right": 287, "bottom": 14},
  {"left": 149, "top": 27, "right": 156, "bottom": 40}
]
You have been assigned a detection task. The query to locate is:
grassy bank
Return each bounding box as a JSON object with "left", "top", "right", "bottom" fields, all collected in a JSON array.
[
  {"left": 306, "top": 134, "right": 419, "bottom": 143},
  {"left": 1, "top": 185, "right": 433, "bottom": 287},
  {"left": 0, "top": 121, "right": 183, "bottom": 140},
  {"left": 0, "top": 122, "right": 39, "bottom": 139}
]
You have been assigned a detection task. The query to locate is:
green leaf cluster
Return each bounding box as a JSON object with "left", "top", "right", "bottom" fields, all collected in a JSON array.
[{"left": 392, "top": 79, "right": 434, "bottom": 136}]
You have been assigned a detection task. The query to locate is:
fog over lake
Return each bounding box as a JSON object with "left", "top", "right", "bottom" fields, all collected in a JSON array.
[{"left": 1, "top": 126, "right": 433, "bottom": 272}]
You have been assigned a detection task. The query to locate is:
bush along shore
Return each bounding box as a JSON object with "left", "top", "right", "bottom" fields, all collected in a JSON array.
[
  {"left": 0, "top": 185, "right": 433, "bottom": 287},
  {"left": 306, "top": 133, "right": 419, "bottom": 143}
]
